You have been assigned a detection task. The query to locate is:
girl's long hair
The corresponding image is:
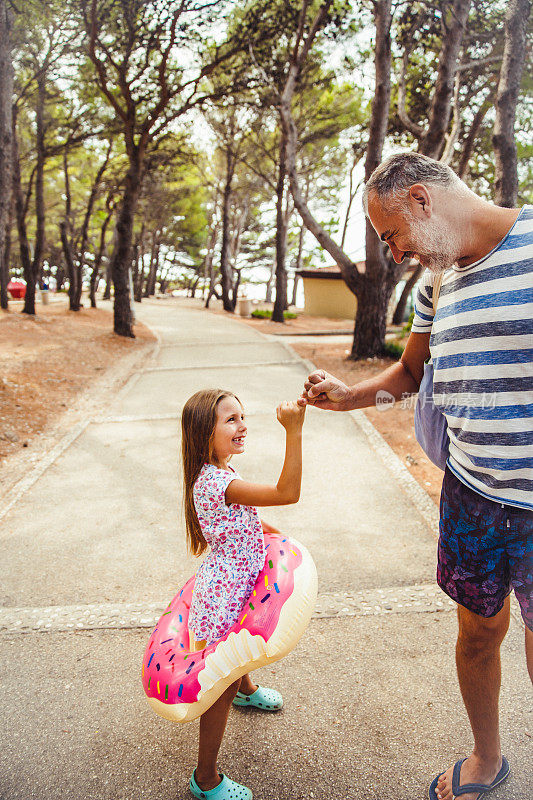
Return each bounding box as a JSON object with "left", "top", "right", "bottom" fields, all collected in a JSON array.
[{"left": 181, "top": 389, "right": 240, "bottom": 557}]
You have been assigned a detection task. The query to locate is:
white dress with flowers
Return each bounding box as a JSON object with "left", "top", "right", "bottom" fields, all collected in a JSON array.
[{"left": 188, "top": 463, "right": 265, "bottom": 645}]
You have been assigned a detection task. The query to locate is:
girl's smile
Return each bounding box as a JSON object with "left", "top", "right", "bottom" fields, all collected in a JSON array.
[{"left": 212, "top": 396, "right": 247, "bottom": 466}]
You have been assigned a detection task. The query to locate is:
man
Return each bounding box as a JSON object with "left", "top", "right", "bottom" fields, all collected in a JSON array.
[{"left": 298, "top": 153, "right": 532, "bottom": 800}]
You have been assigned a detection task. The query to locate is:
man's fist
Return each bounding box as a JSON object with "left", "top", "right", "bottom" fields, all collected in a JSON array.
[{"left": 297, "top": 370, "right": 352, "bottom": 411}]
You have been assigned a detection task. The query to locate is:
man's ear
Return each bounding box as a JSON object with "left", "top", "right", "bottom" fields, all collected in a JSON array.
[{"left": 408, "top": 184, "right": 432, "bottom": 217}]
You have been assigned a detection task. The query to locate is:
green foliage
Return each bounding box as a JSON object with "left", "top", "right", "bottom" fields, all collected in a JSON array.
[
  {"left": 383, "top": 340, "right": 405, "bottom": 360},
  {"left": 251, "top": 309, "right": 297, "bottom": 319},
  {"left": 9, "top": 0, "right": 533, "bottom": 311},
  {"left": 403, "top": 310, "right": 415, "bottom": 334}
]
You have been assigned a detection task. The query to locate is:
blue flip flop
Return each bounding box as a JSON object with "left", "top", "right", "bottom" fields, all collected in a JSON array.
[
  {"left": 428, "top": 756, "right": 510, "bottom": 799},
  {"left": 189, "top": 770, "right": 252, "bottom": 799},
  {"left": 232, "top": 685, "right": 283, "bottom": 711}
]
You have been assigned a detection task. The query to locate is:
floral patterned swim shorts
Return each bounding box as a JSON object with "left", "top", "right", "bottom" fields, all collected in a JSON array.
[{"left": 437, "top": 467, "right": 533, "bottom": 631}]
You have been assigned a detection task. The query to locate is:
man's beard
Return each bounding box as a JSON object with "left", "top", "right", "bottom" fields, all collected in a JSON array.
[{"left": 405, "top": 215, "right": 460, "bottom": 273}]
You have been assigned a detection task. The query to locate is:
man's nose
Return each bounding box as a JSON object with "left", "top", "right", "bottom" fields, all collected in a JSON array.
[{"left": 388, "top": 243, "right": 405, "bottom": 263}]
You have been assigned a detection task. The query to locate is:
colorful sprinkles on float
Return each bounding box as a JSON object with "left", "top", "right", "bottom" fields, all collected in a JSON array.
[{"left": 142, "top": 532, "right": 318, "bottom": 723}]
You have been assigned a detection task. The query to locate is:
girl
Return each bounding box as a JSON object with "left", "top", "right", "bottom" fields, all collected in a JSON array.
[{"left": 181, "top": 388, "right": 305, "bottom": 800}]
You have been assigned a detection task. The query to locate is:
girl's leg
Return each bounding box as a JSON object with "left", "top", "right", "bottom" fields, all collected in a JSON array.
[
  {"left": 196, "top": 679, "right": 241, "bottom": 791},
  {"left": 237, "top": 673, "right": 258, "bottom": 695}
]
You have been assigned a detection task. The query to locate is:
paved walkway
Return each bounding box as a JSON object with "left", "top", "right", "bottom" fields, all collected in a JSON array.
[{"left": 0, "top": 298, "right": 530, "bottom": 800}]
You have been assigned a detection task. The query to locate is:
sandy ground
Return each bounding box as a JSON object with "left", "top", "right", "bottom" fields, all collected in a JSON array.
[{"left": 0, "top": 295, "right": 156, "bottom": 496}]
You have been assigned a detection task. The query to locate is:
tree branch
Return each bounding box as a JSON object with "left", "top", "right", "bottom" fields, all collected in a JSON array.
[
  {"left": 440, "top": 71, "right": 461, "bottom": 164},
  {"left": 397, "top": 49, "right": 425, "bottom": 139},
  {"left": 88, "top": 0, "right": 128, "bottom": 122}
]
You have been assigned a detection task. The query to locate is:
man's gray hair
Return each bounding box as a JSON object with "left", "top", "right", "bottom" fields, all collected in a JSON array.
[{"left": 362, "top": 152, "right": 464, "bottom": 214}]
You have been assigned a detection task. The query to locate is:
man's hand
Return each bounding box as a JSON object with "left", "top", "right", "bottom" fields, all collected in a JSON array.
[{"left": 297, "top": 370, "right": 353, "bottom": 411}]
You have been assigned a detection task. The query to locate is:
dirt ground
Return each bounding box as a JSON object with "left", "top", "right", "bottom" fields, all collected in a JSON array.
[{"left": 0, "top": 296, "right": 156, "bottom": 496}]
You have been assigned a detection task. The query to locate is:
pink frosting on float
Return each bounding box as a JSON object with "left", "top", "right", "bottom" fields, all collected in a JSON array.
[{"left": 142, "top": 532, "right": 301, "bottom": 707}]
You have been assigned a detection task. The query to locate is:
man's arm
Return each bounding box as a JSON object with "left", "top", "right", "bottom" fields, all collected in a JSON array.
[{"left": 298, "top": 331, "right": 430, "bottom": 411}]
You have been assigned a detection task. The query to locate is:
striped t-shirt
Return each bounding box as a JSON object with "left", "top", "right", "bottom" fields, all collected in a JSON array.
[{"left": 411, "top": 204, "right": 533, "bottom": 510}]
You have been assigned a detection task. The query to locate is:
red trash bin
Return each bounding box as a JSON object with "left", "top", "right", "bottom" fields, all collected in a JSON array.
[{"left": 7, "top": 280, "right": 26, "bottom": 299}]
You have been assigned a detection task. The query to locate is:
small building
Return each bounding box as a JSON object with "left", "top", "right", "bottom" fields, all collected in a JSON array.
[{"left": 297, "top": 263, "right": 364, "bottom": 320}]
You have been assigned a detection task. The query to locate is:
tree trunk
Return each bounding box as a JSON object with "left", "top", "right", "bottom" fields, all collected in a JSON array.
[
  {"left": 350, "top": 263, "right": 391, "bottom": 358},
  {"left": 265, "top": 262, "right": 275, "bottom": 303},
  {"left": 392, "top": 264, "right": 423, "bottom": 324},
  {"left": 420, "top": 0, "right": 471, "bottom": 158},
  {"left": 220, "top": 146, "right": 235, "bottom": 312},
  {"left": 3, "top": 188, "right": 14, "bottom": 302},
  {"left": 133, "top": 222, "right": 145, "bottom": 302},
  {"left": 131, "top": 240, "right": 140, "bottom": 302},
  {"left": 90, "top": 204, "right": 113, "bottom": 308},
  {"left": 188, "top": 275, "right": 199, "bottom": 298},
  {"left": 12, "top": 109, "right": 33, "bottom": 311},
  {"left": 204, "top": 222, "right": 221, "bottom": 309},
  {"left": 110, "top": 151, "right": 143, "bottom": 337},
  {"left": 457, "top": 98, "right": 491, "bottom": 179},
  {"left": 492, "top": 0, "right": 531, "bottom": 207},
  {"left": 60, "top": 221, "right": 78, "bottom": 310},
  {"left": 353, "top": 0, "right": 394, "bottom": 357},
  {"left": 205, "top": 270, "right": 219, "bottom": 308},
  {"left": 291, "top": 221, "right": 305, "bottom": 307},
  {"left": 272, "top": 128, "right": 288, "bottom": 323},
  {"left": 61, "top": 150, "right": 79, "bottom": 311},
  {"left": 76, "top": 140, "right": 112, "bottom": 310},
  {"left": 398, "top": 1, "right": 471, "bottom": 159},
  {"left": 148, "top": 242, "right": 160, "bottom": 296},
  {"left": 0, "top": 0, "right": 13, "bottom": 311},
  {"left": 23, "top": 72, "right": 46, "bottom": 315},
  {"left": 89, "top": 269, "right": 99, "bottom": 308},
  {"left": 74, "top": 251, "right": 83, "bottom": 309},
  {"left": 144, "top": 232, "right": 159, "bottom": 297},
  {"left": 143, "top": 234, "right": 155, "bottom": 298},
  {"left": 202, "top": 219, "right": 219, "bottom": 305},
  {"left": 56, "top": 260, "right": 65, "bottom": 292},
  {"left": 232, "top": 268, "right": 242, "bottom": 306},
  {"left": 340, "top": 151, "right": 361, "bottom": 250},
  {"left": 103, "top": 257, "right": 112, "bottom": 299}
]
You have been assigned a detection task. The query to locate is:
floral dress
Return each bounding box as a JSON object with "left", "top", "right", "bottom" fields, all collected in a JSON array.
[{"left": 188, "top": 463, "right": 265, "bottom": 645}]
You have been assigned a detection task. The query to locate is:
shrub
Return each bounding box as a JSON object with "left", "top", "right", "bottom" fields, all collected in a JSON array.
[
  {"left": 251, "top": 309, "right": 297, "bottom": 320},
  {"left": 403, "top": 309, "right": 415, "bottom": 334},
  {"left": 383, "top": 340, "right": 405, "bottom": 359}
]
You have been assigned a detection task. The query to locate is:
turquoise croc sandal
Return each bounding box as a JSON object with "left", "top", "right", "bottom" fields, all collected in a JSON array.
[
  {"left": 189, "top": 770, "right": 252, "bottom": 799},
  {"left": 233, "top": 685, "right": 283, "bottom": 711}
]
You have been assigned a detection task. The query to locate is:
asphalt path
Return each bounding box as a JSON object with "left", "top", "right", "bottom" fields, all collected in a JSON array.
[{"left": 0, "top": 297, "right": 530, "bottom": 800}]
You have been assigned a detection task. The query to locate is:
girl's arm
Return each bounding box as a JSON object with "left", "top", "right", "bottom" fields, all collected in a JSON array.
[{"left": 225, "top": 401, "right": 305, "bottom": 507}]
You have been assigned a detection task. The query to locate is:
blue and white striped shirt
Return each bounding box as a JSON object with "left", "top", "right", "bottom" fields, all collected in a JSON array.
[{"left": 411, "top": 204, "right": 533, "bottom": 510}]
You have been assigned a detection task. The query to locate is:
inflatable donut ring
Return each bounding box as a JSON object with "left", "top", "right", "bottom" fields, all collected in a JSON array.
[{"left": 142, "top": 532, "right": 317, "bottom": 723}]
